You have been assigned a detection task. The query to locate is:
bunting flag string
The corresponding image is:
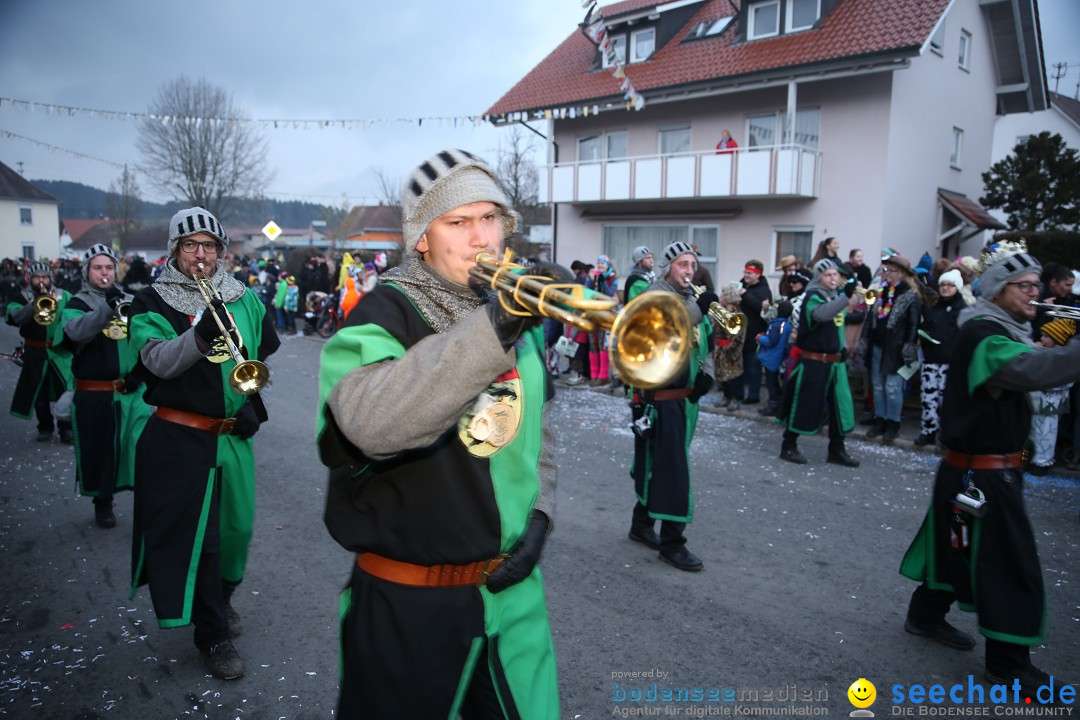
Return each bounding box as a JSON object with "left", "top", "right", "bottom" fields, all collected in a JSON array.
[
  {"left": 580, "top": 1, "right": 646, "bottom": 111},
  {"left": 0, "top": 129, "right": 125, "bottom": 168}
]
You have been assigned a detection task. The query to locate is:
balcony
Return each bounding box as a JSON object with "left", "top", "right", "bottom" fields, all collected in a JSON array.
[{"left": 540, "top": 145, "right": 820, "bottom": 204}]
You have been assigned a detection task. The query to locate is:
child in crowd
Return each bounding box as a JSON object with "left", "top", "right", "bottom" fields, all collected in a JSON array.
[{"left": 756, "top": 300, "right": 793, "bottom": 416}]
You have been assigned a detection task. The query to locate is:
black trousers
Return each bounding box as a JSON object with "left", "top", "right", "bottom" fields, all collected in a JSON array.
[{"left": 632, "top": 501, "right": 686, "bottom": 551}]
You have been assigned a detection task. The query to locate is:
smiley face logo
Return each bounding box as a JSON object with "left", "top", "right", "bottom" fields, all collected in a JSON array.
[{"left": 847, "top": 678, "right": 876, "bottom": 709}]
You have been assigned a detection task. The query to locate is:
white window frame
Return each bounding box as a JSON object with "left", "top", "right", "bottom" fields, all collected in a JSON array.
[
  {"left": 748, "top": 0, "right": 781, "bottom": 40},
  {"left": 929, "top": 20, "right": 945, "bottom": 56},
  {"left": 607, "top": 131, "right": 628, "bottom": 160},
  {"left": 785, "top": 0, "right": 820, "bottom": 33},
  {"left": 630, "top": 27, "right": 656, "bottom": 63},
  {"left": 577, "top": 134, "right": 603, "bottom": 163},
  {"left": 601, "top": 34, "right": 627, "bottom": 68},
  {"left": 577, "top": 131, "right": 628, "bottom": 162},
  {"left": 19, "top": 205, "right": 32, "bottom": 226},
  {"left": 950, "top": 127, "right": 964, "bottom": 169},
  {"left": 958, "top": 29, "right": 971, "bottom": 70},
  {"left": 658, "top": 125, "right": 691, "bottom": 156},
  {"left": 772, "top": 226, "right": 814, "bottom": 273}
]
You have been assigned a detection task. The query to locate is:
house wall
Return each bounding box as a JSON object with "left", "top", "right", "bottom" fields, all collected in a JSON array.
[
  {"left": 0, "top": 199, "right": 60, "bottom": 260},
  {"left": 883, "top": 0, "right": 1001, "bottom": 262}
]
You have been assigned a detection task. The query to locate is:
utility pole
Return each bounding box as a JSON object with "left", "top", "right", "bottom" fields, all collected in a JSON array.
[
  {"left": 16, "top": 161, "right": 24, "bottom": 176},
  {"left": 1050, "top": 62, "right": 1067, "bottom": 94}
]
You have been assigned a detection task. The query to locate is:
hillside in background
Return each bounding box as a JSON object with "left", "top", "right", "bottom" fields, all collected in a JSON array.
[{"left": 32, "top": 180, "right": 344, "bottom": 230}]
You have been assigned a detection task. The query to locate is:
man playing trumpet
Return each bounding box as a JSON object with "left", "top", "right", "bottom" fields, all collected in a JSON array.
[
  {"left": 318, "top": 149, "right": 558, "bottom": 718},
  {"left": 60, "top": 244, "right": 150, "bottom": 528},
  {"left": 127, "top": 207, "right": 279, "bottom": 680},
  {"left": 6, "top": 261, "right": 74, "bottom": 443}
]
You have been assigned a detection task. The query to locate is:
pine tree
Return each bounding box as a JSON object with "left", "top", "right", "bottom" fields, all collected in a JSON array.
[{"left": 981, "top": 131, "right": 1080, "bottom": 232}]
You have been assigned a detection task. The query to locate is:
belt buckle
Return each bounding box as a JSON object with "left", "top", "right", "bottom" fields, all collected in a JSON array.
[
  {"left": 476, "top": 554, "right": 509, "bottom": 588},
  {"left": 216, "top": 418, "right": 237, "bottom": 435}
]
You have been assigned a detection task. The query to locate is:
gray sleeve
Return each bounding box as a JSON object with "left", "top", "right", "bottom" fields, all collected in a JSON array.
[
  {"left": 533, "top": 410, "right": 556, "bottom": 525},
  {"left": 811, "top": 295, "right": 849, "bottom": 323},
  {"left": 139, "top": 330, "right": 208, "bottom": 379},
  {"left": 64, "top": 304, "right": 113, "bottom": 344},
  {"left": 989, "top": 341, "right": 1080, "bottom": 392},
  {"left": 8, "top": 302, "right": 35, "bottom": 326},
  {"left": 326, "top": 307, "right": 516, "bottom": 461}
]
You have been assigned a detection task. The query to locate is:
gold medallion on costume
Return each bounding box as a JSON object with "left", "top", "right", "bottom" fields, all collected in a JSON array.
[
  {"left": 833, "top": 312, "right": 845, "bottom": 327},
  {"left": 103, "top": 317, "right": 128, "bottom": 340},
  {"left": 692, "top": 325, "right": 702, "bottom": 348},
  {"left": 458, "top": 369, "right": 523, "bottom": 457},
  {"left": 193, "top": 309, "right": 244, "bottom": 364}
]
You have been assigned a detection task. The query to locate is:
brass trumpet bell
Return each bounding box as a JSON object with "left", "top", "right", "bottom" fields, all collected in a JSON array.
[
  {"left": 193, "top": 263, "right": 270, "bottom": 395},
  {"left": 854, "top": 286, "right": 878, "bottom": 306},
  {"left": 690, "top": 284, "right": 746, "bottom": 336},
  {"left": 471, "top": 253, "right": 691, "bottom": 389},
  {"left": 33, "top": 295, "right": 57, "bottom": 325}
]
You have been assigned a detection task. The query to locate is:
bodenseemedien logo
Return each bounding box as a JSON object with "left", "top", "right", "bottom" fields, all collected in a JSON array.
[{"left": 848, "top": 678, "right": 877, "bottom": 717}]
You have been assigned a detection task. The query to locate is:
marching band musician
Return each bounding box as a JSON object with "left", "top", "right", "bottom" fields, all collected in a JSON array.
[
  {"left": 6, "top": 261, "right": 74, "bottom": 443},
  {"left": 127, "top": 207, "right": 279, "bottom": 680},
  {"left": 60, "top": 244, "right": 151, "bottom": 528},
  {"left": 777, "top": 258, "right": 861, "bottom": 466},
  {"left": 627, "top": 241, "right": 715, "bottom": 572},
  {"left": 317, "top": 149, "right": 559, "bottom": 718},
  {"left": 899, "top": 241, "right": 1076, "bottom": 697}
]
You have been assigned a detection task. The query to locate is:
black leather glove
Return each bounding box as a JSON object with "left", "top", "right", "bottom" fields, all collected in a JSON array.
[
  {"left": 194, "top": 300, "right": 226, "bottom": 346},
  {"left": 104, "top": 285, "right": 124, "bottom": 308},
  {"left": 231, "top": 402, "right": 260, "bottom": 440},
  {"left": 843, "top": 277, "right": 857, "bottom": 298},
  {"left": 688, "top": 373, "right": 713, "bottom": 403},
  {"left": 486, "top": 510, "right": 549, "bottom": 594},
  {"left": 119, "top": 372, "right": 141, "bottom": 395},
  {"left": 529, "top": 260, "right": 575, "bottom": 285},
  {"left": 696, "top": 289, "right": 719, "bottom": 317}
]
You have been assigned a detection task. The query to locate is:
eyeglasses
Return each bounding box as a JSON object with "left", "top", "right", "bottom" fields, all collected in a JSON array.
[
  {"left": 179, "top": 239, "right": 221, "bottom": 254},
  {"left": 1005, "top": 280, "right": 1040, "bottom": 294}
]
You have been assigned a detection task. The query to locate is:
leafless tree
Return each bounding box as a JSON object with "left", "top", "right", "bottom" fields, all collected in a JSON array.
[
  {"left": 105, "top": 164, "right": 142, "bottom": 253},
  {"left": 136, "top": 76, "right": 274, "bottom": 221},
  {"left": 496, "top": 126, "right": 547, "bottom": 259},
  {"left": 370, "top": 168, "right": 402, "bottom": 208}
]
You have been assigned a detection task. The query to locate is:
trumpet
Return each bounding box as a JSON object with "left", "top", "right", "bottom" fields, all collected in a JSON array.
[
  {"left": 103, "top": 300, "right": 130, "bottom": 341},
  {"left": 33, "top": 295, "right": 57, "bottom": 325},
  {"left": 193, "top": 263, "right": 270, "bottom": 395},
  {"left": 690, "top": 284, "right": 746, "bottom": 336},
  {"left": 1030, "top": 301, "right": 1080, "bottom": 321},
  {"left": 470, "top": 252, "right": 691, "bottom": 389},
  {"left": 854, "top": 286, "right": 878, "bottom": 306}
]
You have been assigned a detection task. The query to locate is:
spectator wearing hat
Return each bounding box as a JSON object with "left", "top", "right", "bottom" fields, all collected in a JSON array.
[
  {"left": 778, "top": 259, "right": 860, "bottom": 466},
  {"left": 899, "top": 241, "right": 1079, "bottom": 697},
  {"left": 856, "top": 254, "right": 926, "bottom": 441},
  {"left": 61, "top": 244, "right": 151, "bottom": 529},
  {"left": 317, "top": 149, "right": 560, "bottom": 717},
  {"left": 624, "top": 246, "right": 655, "bottom": 303},
  {"left": 127, "top": 207, "right": 280, "bottom": 680},
  {"left": 914, "top": 268, "right": 970, "bottom": 447},
  {"left": 628, "top": 241, "right": 714, "bottom": 571},
  {"left": 732, "top": 260, "right": 773, "bottom": 405},
  {"left": 777, "top": 254, "right": 805, "bottom": 298},
  {"left": 6, "top": 260, "right": 74, "bottom": 443}
]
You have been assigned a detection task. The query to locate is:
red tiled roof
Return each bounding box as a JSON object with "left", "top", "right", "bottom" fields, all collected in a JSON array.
[
  {"left": 61, "top": 219, "right": 114, "bottom": 243},
  {"left": 487, "top": 0, "right": 949, "bottom": 116},
  {"left": 939, "top": 189, "right": 1007, "bottom": 230}
]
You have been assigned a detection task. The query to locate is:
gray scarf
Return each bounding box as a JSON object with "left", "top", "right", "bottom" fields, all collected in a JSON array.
[
  {"left": 152, "top": 258, "right": 246, "bottom": 316},
  {"left": 649, "top": 277, "right": 703, "bottom": 324},
  {"left": 958, "top": 297, "right": 1036, "bottom": 348},
  {"left": 379, "top": 255, "right": 486, "bottom": 333}
]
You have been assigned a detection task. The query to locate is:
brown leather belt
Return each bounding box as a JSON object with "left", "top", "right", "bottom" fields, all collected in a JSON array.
[
  {"left": 155, "top": 406, "right": 237, "bottom": 435},
  {"left": 942, "top": 448, "right": 1024, "bottom": 470},
  {"left": 356, "top": 552, "right": 506, "bottom": 588},
  {"left": 800, "top": 350, "right": 843, "bottom": 363},
  {"left": 24, "top": 339, "right": 52, "bottom": 349},
  {"left": 643, "top": 388, "right": 691, "bottom": 402},
  {"left": 76, "top": 378, "right": 124, "bottom": 392}
]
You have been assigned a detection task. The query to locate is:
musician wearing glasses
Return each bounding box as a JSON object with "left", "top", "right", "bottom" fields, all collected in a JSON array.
[
  {"left": 126, "top": 207, "right": 279, "bottom": 681},
  {"left": 627, "top": 241, "right": 715, "bottom": 572},
  {"left": 899, "top": 241, "right": 1078, "bottom": 697},
  {"left": 318, "top": 149, "right": 559, "bottom": 718},
  {"left": 60, "top": 244, "right": 149, "bottom": 529},
  {"left": 6, "top": 261, "right": 74, "bottom": 443}
]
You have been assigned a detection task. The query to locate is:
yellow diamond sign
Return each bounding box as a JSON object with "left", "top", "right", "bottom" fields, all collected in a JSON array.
[{"left": 262, "top": 220, "right": 282, "bottom": 241}]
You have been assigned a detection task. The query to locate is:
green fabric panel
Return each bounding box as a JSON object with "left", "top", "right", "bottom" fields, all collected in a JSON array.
[
  {"left": 488, "top": 326, "right": 545, "bottom": 552},
  {"left": 158, "top": 469, "right": 216, "bottom": 628},
  {"left": 898, "top": 508, "right": 932, "bottom": 582},
  {"left": 220, "top": 291, "right": 266, "bottom": 418},
  {"left": 967, "top": 334, "right": 1032, "bottom": 396},
  {"left": 783, "top": 363, "right": 813, "bottom": 436},
  {"left": 447, "top": 636, "right": 485, "bottom": 720},
  {"left": 216, "top": 429, "right": 256, "bottom": 584},
  {"left": 480, "top": 569, "right": 559, "bottom": 717},
  {"left": 315, "top": 323, "right": 405, "bottom": 443},
  {"left": 4, "top": 300, "right": 23, "bottom": 322},
  {"left": 803, "top": 293, "right": 825, "bottom": 332},
  {"left": 830, "top": 363, "right": 855, "bottom": 433},
  {"left": 116, "top": 391, "right": 153, "bottom": 491},
  {"left": 128, "top": 307, "right": 177, "bottom": 369},
  {"left": 46, "top": 292, "right": 74, "bottom": 387}
]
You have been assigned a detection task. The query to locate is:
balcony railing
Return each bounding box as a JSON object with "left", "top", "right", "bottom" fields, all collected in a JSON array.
[{"left": 540, "top": 145, "right": 820, "bottom": 204}]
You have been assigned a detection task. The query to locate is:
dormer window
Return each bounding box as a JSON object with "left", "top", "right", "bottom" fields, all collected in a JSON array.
[
  {"left": 747, "top": 0, "right": 781, "bottom": 40},
  {"left": 687, "top": 16, "right": 733, "bottom": 40},
  {"left": 786, "top": 0, "right": 820, "bottom": 32},
  {"left": 601, "top": 34, "right": 627, "bottom": 68},
  {"left": 631, "top": 27, "right": 656, "bottom": 62}
]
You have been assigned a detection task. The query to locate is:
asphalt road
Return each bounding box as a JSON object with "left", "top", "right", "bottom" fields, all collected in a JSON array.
[{"left": 0, "top": 319, "right": 1076, "bottom": 719}]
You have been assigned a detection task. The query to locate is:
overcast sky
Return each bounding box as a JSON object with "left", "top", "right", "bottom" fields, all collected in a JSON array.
[{"left": 1, "top": 0, "right": 1076, "bottom": 213}]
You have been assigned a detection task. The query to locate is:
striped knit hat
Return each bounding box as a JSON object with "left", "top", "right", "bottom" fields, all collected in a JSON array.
[
  {"left": 400, "top": 149, "right": 516, "bottom": 255},
  {"left": 1040, "top": 317, "right": 1076, "bottom": 347},
  {"left": 28, "top": 262, "right": 51, "bottom": 278},
  {"left": 167, "top": 207, "right": 229, "bottom": 255}
]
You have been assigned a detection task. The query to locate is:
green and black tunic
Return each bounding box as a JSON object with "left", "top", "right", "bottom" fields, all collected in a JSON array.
[
  {"left": 7, "top": 289, "right": 72, "bottom": 419},
  {"left": 127, "top": 286, "right": 277, "bottom": 627},
  {"left": 317, "top": 283, "right": 558, "bottom": 719}
]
